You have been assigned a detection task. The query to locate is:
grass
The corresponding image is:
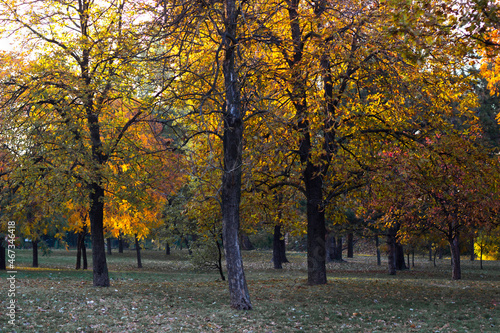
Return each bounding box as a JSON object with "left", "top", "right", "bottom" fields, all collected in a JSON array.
[{"left": 1, "top": 249, "right": 499, "bottom": 332}]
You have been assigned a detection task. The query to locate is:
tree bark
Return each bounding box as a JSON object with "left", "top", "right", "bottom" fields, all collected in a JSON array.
[
  {"left": 347, "top": 233, "right": 354, "bottom": 258},
  {"left": 395, "top": 243, "right": 407, "bottom": 270},
  {"left": 89, "top": 182, "right": 110, "bottom": 286},
  {"left": 32, "top": 240, "right": 38, "bottom": 268},
  {"left": 135, "top": 234, "right": 142, "bottom": 269},
  {"left": 450, "top": 235, "right": 461, "bottom": 280},
  {"left": 220, "top": 0, "right": 251, "bottom": 310},
  {"left": 216, "top": 240, "right": 226, "bottom": 281},
  {"left": 273, "top": 224, "right": 289, "bottom": 269}
]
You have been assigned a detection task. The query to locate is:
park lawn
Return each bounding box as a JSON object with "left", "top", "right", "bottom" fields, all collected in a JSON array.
[{"left": 1, "top": 249, "right": 499, "bottom": 332}]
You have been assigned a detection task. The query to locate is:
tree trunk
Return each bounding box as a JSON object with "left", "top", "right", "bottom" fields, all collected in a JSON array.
[
  {"left": 165, "top": 241, "right": 170, "bottom": 255},
  {"left": 32, "top": 240, "right": 38, "bottom": 268},
  {"left": 216, "top": 240, "right": 225, "bottom": 281},
  {"left": 76, "top": 231, "right": 82, "bottom": 269},
  {"left": 220, "top": 0, "right": 251, "bottom": 310},
  {"left": 305, "top": 174, "right": 327, "bottom": 284},
  {"left": 347, "top": 233, "right": 354, "bottom": 258},
  {"left": 0, "top": 241, "right": 6, "bottom": 270},
  {"left": 135, "top": 234, "right": 142, "bottom": 269},
  {"left": 118, "top": 233, "right": 124, "bottom": 253},
  {"left": 386, "top": 233, "right": 396, "bottom": 275},
  {"left": 450, "top": 235, "right": 461, "bottom": 280},
  {"left": 429, "top": 242, "right": 433, "bottom": 261},
  {"left": 240, "top": 234, "right": 254, "bottom": 251},
  {"left": 395, "top": 243, "right": 407, "bottom": 270},
  {"left": 480, "top": 243, "right": 483, "bottom": 270},
  {"left": 107, "top": 237, "right": 112, "bottom": 255},
  {"left": 376, "top": 236, "right": 381, "bottom": 266},
  {"left": 82, "top": 237, "right": 88, "bottom": 270},
  {"left": 273, "top": 224, "right": 288, "bottom": 269},
  {"left": 89, "top": 182, "right": 110, "bottom": 287},
  {"left": 469, "top": 236, "right": 475, "bottom": 261}
]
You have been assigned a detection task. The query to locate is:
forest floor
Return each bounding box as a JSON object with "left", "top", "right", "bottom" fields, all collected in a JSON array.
[{"left": 1, "top": 249, "right": 499, "bottom": 332}]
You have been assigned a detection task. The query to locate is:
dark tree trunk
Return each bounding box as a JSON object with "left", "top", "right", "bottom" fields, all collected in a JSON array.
[
  {"left": 327, "top": 235, "right": 343, "bottom": 262},
  {"left": 135, "top": 234, "right": 142, "bottom": 269},
  {"left": 165, "top": 241, "right": 170, "bottom": 255},
  {"left": 469, "top": 236, "right": 475, "bottom": 261},
  {"left": 376, "top": 235, "right": 381, "bottom": 266},
  {"left": 429, "top": 242, "right": 433, "bottom": 261},
  {"left": 395, "top": 243, "right": 407, "bottom": 270},
  {"left": 118, "top": 233, "right": 124, "bottom": 253},
  {"left": 450, "top": 235, "right": 461, "bottom": 280},
  {"left": 184, "top": 237, "right": 192, "bottom": 255},
  {"left": 76, "top": 231, "right": 83, "bottom": 269},
  {"left": 347, "top": 233, "right": 354, "bottom": 258},
  {"left": 273, "top": 224, "right": 288, "bottom": 269},
  {"left": 32, "top": 240, "right": 38, "bottom": 268},
  {"left": 480, "top": 243, "right": 483, "bottom": 270},
  {"left": 89, "top": 183, "right": 110, "bottom": 287},
  {"left": 107, "top": 237, "right": 112, "bottom": 255},
  {"left": 82, "top": 237, "right": 88, "bottom": 270},
  {"left": 240, "top": 234, "right": 254, "bottom": 251},
  {"left": 0, "top": 242, "right": 6, "bottom": 270},
  {"left": 305, "top": 174, "right": 327, "bottom": 284},
  {"left": 220, "top": 0, "right": 251, "bottom": 310},
  {"left": 216, "top": 240, "right": 226, "bottom": 281},
  {"left": 386, "top": 232, "right": 396, "bottom": 275}
]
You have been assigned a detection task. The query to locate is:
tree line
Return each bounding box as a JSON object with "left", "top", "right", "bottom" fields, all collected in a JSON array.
[{"left": 1, "top": 0, "right": 500, "bottom": 310}]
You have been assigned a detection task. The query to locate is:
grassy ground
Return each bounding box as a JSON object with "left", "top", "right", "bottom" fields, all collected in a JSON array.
[{"left": 1, "top": 249, "right": 499, "bottom": 332}]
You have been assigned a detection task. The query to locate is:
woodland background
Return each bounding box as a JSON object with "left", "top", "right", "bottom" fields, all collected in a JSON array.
[{"left": 1, "top": 0, "right": 500, "bottom": 311}]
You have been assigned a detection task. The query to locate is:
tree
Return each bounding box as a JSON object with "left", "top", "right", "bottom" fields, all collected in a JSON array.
[
  {"left": 247, "top": 0, "right": 478, "bottom": 285},
  {"left": 0, "top": 0, "right": 179, "bottom": 286},
  {"left": 369, "top": 135, "right": 500, "bottom": 279}
]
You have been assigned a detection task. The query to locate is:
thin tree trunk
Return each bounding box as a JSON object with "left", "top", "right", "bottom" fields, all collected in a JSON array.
[
  {"left": 76, "top": 231, "right": 82, "bottom": 269},
  {"left": 135, "top": 234, "right": 142, "bottom": 269},
  {"left": 347, "top": 233, "right": 354, "bottom": 258},
  {"left": 107, "top": 237, "right": 112, "bottom": 255},
  {"left": 32, "top": 240, "right": 38, "bottom": 268},
  {"left": 82, "top": 237, "right": 88, "bottom": 270},
  {"left": 221, "top": 0, "right": 251, "bottom": 310},
  {"left": 480, "top": 243, "right": 483, "bottom": 270},
  {"left": 216, "top": 240, "right": 225, "bottom": 281},
  {"left": 470, "top": 236, "right": 475, "bottom": 261},
  {"left": 450, "top": 235, "right": 461, "bottom": 280},
  {"left": 376, "top": 235, "right": 381, "bottom": 266},
  {"left": 165, "top": 241, "right": 170, "bottom": 255}
]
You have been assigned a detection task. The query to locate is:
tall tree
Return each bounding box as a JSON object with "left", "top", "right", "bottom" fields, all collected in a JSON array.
[{"left": 0, "top": 0, "right": 176, "bottom": 286}]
